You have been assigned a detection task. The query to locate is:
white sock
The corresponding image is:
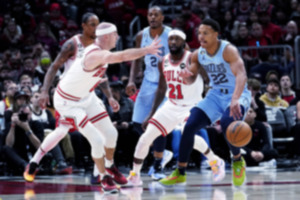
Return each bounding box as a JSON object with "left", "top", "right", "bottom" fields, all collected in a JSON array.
[
  {"left": 105, "top": 158, "right": 113, "bottom": 168},
  {"left": 93, "top": 164, "right": 99, "bottom": 176},
  {"left": 205, "top": 149, "right": 218, "bottom": 162},
  {"left": 100, "top": 172, "right": 107, "bottom": 180},
  {"left": 133, "top": 163, "right": 142, "bottom": 175}
]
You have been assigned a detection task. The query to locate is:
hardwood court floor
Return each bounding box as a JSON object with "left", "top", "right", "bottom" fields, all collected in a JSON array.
[{"left": 1, "top": 167, "right": 300, "bottom": 200}]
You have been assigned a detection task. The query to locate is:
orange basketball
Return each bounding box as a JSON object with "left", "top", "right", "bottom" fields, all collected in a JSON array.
[{"left": 226, "top": 121, "right": 252, "bottom": 147}]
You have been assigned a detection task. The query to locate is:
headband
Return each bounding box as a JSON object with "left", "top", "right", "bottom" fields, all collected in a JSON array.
[
  {"left": 96, "top": 25, "right": 117, "bottom": 36},
  {"left": 168, "top": 29, "right": 186, "bottom": 40}
]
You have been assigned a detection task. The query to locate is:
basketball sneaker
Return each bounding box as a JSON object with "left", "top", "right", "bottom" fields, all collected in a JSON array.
[
  {"left": 232, "top": 157, "right": 246, "bottom": 187},
  {"left": 127, "top": 171, "right": 143, "bottom": 186},
  {"left": 23, "top": 162, "right": 39, "bottom": 182},
  {"left": 151, "top": 167, "right": 166, "bottom": 181},
  {"left": 106, "top": 165, "right": 128, "bottom": 185},
  {"left": 148, "top": 150, "right": 173, "bottom": 180},
  {"left": 90, "top": 174, "right": 100, "bottom": 185},
  {"left": 101, "top": 175, "right": 119, "bottom": 194},
  {"left": 159, "top": 168, "right": 186, "bottom": 186},
  {"left": 209, "top": 158, "right": 225, "bottom": 182}
]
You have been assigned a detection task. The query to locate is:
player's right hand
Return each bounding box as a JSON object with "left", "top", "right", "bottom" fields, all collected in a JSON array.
[
  {"left": 125, "top": 81, "right": 136, "bottom": 97},
  {"left": 39, "top": 91, "right": 50, "bottom": 109}
]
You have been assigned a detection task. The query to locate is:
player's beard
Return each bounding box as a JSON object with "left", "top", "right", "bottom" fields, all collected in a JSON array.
[{"left": 170, "top": 45, "right": 184, "bottom": 55}]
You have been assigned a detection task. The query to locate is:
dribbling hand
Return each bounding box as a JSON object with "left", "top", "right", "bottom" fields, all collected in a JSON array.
[{"left": 230, "top": 99, "right": 242, "bottom": 120}]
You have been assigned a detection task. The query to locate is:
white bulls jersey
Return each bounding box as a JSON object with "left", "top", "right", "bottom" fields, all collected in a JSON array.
[
  {"left": 57, "top": 44, "right": 107, "bottom": 100},
  {"left": 61, "top": 34, "right": 86, "bottom": 80},
  {"left": 162, "top": 50, "right": 203, "bottom": 106}
]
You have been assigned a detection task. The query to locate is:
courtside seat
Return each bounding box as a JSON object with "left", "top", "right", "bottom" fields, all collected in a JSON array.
[{"left": 265, "top": 107, "right": 293, "bottom": 153}]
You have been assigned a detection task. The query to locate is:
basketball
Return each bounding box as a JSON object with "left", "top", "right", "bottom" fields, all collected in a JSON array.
[{"left": 226, "top": 121, "right": 252, "bottom": 147}]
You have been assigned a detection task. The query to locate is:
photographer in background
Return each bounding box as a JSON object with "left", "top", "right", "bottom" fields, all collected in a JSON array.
[{"left": 2, "top": 91, "right": 44, "bottom": 175}]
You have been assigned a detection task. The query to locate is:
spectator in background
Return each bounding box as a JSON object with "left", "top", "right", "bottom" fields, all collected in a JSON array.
[
  {"left": 255, "top": 0, "right": 276, "bottom": 18},
  {"left": 247, "top": 78, "right": 267, "bottom": 121},
  {"left": 104, "top": 0, "right": 136, "bottom": 44},
  {"left": 34, "top": 51, "right": 61, "bottom": 86},
  {"left": 232, "top": 23, "right": 249, "bottom": 47},
  {"left": 258, "top": 10, "right": 282, "bottom": 44},
  {"left": 0, "top": 18, "right": 24, "bottom": 51},
  {"left": 232, "top": 0, "right": 252, "bottom": 23},
  {"left": 22, "top": 56, "right": 37, "bottom": 78},
  {"left": 280, "top": 74, "right": 296, "bottom": 104},
  {"left": 243, "top": 106, "right": 278, "bottom": 167},
  {"left": 248, "top": 22, "right": 272, "bottom": 48},
  {"left": 2, "top": 91, "right": 43, "bottom": 175},
  {"left": 220, "top": 10, "right": 235, "bottom": 41},
  {"left": 18, "top": 74, "right": 39, "bottom": 93},
  {"left": 265, "top": 70, "right": 279, "bottom": 83},
  {"left": 260, "top": 78, "right": 289, "bottom": 108},
  {"left": 35, "top": 23, "right": 58, "bottom": 58},
  {"left": 279, "top": 20, "right": 298, "bottom": 47},
  {"left": 49, "top": 3, "right": 67, "bottom": 39},
  {"left": 0, "top": 82, "right": 18, "bottom": 130}
]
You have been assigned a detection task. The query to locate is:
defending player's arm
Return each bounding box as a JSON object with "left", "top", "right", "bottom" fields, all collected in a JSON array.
[
  {"left": 179, "top": 51, "right": 201, "bottom": 84},
  {"left": 84, "top": 36, "right": 161, "bottom": 70},
  {"left": 142, "top": 60, "right": 167, "bottom": 129},
  {"left": 39, "top": 39, "right": 76, "bottom": 107},
  {"left": 224, "top": 44, "right": 248, "bottom": 120},
  {"left": 98, "top": 75, "right": 120, "bottom": 112},
  {"left": 126, "top": 31, "right": 143, "bottom": 97}
]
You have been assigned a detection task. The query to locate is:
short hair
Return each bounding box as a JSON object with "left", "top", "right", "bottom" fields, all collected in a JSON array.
[
  {"left": 267, "top": 78, "right": 280, "bottom": 87},
  {"left": 148, "top": 6, "right": 163, "bottom": 15},
  {"left": 201, "top": 18, "right": 220, "bottom": 32},
  {"left": 81, "top": 12, "right": 97, "bottom": 24},
  {"left": 247, "top": 78, "right": 261, "bottom": 91}
]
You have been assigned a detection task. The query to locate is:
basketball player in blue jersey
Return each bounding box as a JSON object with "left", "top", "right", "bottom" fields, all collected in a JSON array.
[
  {"left": 160, "top": 18, "right": 251, "bottom": 187},
  {"left": 126, "top": 6, "right": 173, "bottom": 179}
]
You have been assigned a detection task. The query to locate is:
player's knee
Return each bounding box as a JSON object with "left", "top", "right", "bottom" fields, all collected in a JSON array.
[
  {"left": 53, "top": 126, "right": 69, "bottom": 140},
  {"left": 105, "top": 127, "right": 118, "bottom": 148},
  {"left": 90, "top": 134, "right": 105, "bottom": 158}
]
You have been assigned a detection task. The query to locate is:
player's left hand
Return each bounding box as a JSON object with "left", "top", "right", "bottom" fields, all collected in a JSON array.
[
  {"left": 230, "top": 99, "right": 242, "bottom": 120},
  {"left": 108, "top": 97, "right": 120, "bottom": 112}
]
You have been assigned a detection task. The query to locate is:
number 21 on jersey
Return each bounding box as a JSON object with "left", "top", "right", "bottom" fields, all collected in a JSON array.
[{"left": 168, "top": 83, "right": 183, "bottom": 99}]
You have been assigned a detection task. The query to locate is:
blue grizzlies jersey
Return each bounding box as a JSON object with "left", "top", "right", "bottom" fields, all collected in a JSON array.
[
  {"left": 141, "top": 26, "right": 171, "bottom": 83},
  {"left": 197, "top": 40, "right": 247, "bottom": 91}
]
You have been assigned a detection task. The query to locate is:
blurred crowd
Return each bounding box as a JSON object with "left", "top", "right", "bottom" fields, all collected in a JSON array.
[{"left": 0, "top": 0, "right": 300, "bottom": 176}]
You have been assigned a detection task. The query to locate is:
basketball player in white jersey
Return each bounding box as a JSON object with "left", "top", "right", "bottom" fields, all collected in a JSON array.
[
  {"left": 24, "top": 12, "right": 104, "bottom": 181},
  {"left": 127, "top": 29, "right": 225, "bottom": 186},
  {"left": 24, "top": 21, "right": 161, "bottom": 193},
  {"left": 24, "top": 13, "right": 125, "bottom": 186}
]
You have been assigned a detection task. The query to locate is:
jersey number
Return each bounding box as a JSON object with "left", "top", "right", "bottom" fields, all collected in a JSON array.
[
  {"left": 168, "top": 84, "right": 183, "bottom": 99},
  {"left": 211, "top": 73, "right": 228, "bottom": 85}
]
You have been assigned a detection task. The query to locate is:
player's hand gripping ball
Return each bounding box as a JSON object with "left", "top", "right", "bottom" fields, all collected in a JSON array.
[{"left": 226, "top": 121, "right": 252, "bottom": 147}]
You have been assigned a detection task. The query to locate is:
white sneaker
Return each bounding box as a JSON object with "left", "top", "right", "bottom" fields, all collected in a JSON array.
[
  {"left": 161, "top": 150, "right": 173, "bottom": 169},
  {"left": 259, "top": 159, "right": 277, "bottom": 169},
  {"left": 127, "top": 171, "right": 143, "bottom": 187},
  {"left": 151, "top": 170, "right": 166, "bottom": 181},
  {"left": 209, "top": 158, "right": 226, "bottom": 182}
]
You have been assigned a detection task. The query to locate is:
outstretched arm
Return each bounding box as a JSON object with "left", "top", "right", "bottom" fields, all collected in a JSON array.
[
  {"left": 84, "top": 36, "right": 162, "bottom": 70},
  {"left": 39, "top": 39, "right": 76, "bottom": 107},
  {"left": 224, "top": 44, "right": 247, "bottom": 120}
]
